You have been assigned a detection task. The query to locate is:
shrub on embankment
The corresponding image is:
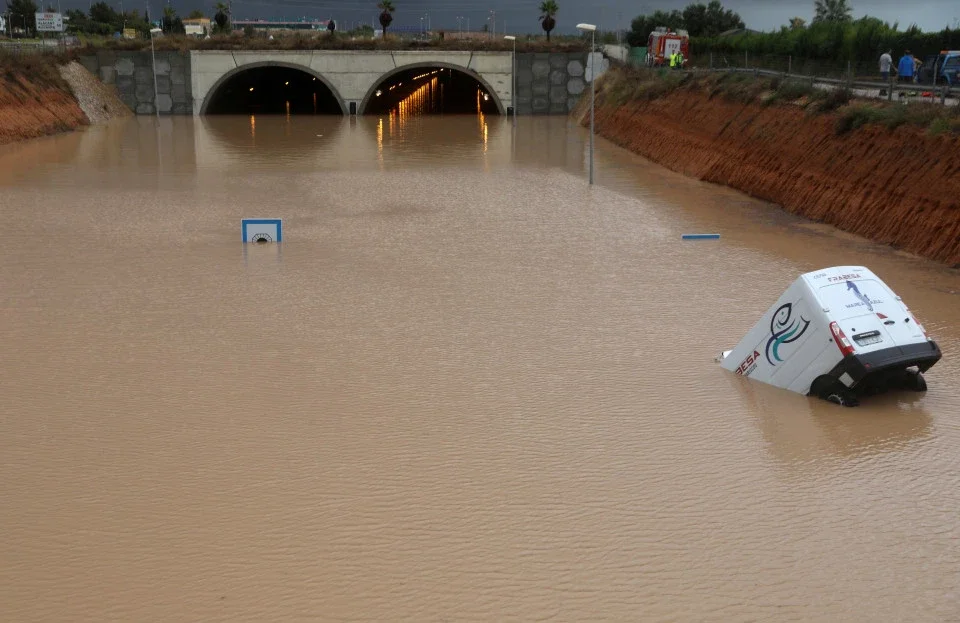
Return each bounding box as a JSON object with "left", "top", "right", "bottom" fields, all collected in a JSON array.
[
  {"left": 0, "top": 50, "right": 90, "bottom": 145},
  {"left": 594, "top": 66, "right": 960, "bottom": 135},
  {"left": 578, "top": 66, "right": 960, "bottom": 267}
]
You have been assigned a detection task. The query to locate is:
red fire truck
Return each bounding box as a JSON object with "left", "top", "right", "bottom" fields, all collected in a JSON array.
[{"left": 646, "top": 27, "right": 690, "bottom": 67}]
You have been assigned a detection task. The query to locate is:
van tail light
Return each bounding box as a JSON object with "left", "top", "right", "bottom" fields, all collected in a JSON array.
[
  {"left": 830, "top": 322, "right": 855, "bottom": 357},
  {"left": 906, "top": 310, "right": 927, "bottom": 337}
]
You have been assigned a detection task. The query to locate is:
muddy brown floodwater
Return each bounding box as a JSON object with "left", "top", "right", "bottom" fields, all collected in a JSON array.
[{"left": 1, "top": 113, "right": 958, "bottom": 622}]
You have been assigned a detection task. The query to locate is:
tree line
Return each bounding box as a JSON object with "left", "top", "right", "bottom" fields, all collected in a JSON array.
[
  {"left": 628, "top": 0, "right": 745, "bottom": 45},
  {"left": 693, "top": 17, "right": 960, "bottom": 65},
  {"left": 627, "top": 0, "right": 960, "bottom": 65},
  {"left": 3, "top": 0, "right": 232, "bottom": 37}
]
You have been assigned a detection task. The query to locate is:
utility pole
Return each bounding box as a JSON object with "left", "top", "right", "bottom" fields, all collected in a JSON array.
[{"left": 147, "top": 0, "right": 158, "bottom": 118}]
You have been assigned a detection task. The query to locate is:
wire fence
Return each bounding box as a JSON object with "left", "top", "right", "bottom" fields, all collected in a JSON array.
[
  {"left": 0, "top": 39, "right": 80, "bottom": 54},
  {"left": 690, "top": 51, "right": 951, "bottom": 85},
  {"left": 698, "top": 65, "right": 959, "bottom": 107},
  {"left": 618, "top": 49, "right": 959, "bottom": 106}
]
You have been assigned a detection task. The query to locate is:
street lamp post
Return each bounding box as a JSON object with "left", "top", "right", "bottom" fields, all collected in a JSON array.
[
  {"left": 504, "top": 35, "right": 516, "bottom": 126},
  {"left": 577, "top": 23, "right": 596, "bottom": 185}
]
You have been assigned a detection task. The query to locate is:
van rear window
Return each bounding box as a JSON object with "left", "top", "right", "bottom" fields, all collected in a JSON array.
[{"left": 818, "top": 280, "right": 892, "bottom": 317}]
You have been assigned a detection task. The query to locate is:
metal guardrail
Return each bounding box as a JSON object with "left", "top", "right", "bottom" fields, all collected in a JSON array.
[
  {"left": 713, "top": 66, "right": 959, "bottom": 106},
  {"left": 0, "top": 39, "right": 80, "bottom": 52}
]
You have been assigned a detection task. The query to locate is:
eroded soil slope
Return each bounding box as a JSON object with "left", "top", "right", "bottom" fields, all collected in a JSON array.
[
  {"left": 583, "top": 81, "right": 960, "bottom": 266},
  {"left": 0, "top": 62, "right": 88, "bottom": 145}
]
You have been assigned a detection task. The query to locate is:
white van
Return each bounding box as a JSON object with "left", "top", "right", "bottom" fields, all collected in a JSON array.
[{"left": 717, "top": 266, "right": 942, "bottom": 406}]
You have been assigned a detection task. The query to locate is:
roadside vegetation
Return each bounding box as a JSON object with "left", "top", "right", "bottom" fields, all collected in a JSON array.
[
  {"left": 0, "top": 49, "right": 71, "bottom": 90},
  {"left": 596, "top": 65, "right": 960, "bottom": 136},
  {"left": 71, "top": 32, "right": 588, "bottom": 54},
  {"left": 627, "top": 0, "right": 960, "bottom": 74}
]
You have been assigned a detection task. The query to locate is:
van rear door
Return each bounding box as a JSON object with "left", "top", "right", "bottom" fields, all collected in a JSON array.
[{"left": 816, "top": 278, "right": 923, "bottom": 356}]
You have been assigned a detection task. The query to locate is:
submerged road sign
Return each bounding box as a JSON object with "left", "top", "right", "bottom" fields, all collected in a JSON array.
[{"left": 241, "top": 218, "right": 282, "bottom": 243}]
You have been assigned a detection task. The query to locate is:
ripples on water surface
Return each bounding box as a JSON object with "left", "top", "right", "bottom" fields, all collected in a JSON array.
[{"left": 1, "top": 115, "right": 958, "bottom": 621}]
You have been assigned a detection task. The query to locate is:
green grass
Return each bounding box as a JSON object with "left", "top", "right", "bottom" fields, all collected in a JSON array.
[
  {"left": 595, "top": 66, "right": 960, "bottom": 136},
  {"left": 806, "top": 87, "right": 852, "bottom": 114},
  {"left": 0, "top": 49, "right": 72, "bottom": 91},
  {"left": 928, "top": 116, "right": 960, "bottom": 136},
  {"left": 837, "top": 102, "right": 960, "bottom": 135}
]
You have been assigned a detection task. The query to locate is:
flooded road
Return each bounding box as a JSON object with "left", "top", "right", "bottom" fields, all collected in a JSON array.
[{"left": 1, "top": 114, "right": 959, "bottom": 621}]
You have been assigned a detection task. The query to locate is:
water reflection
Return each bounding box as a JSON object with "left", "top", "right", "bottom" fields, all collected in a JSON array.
[
  {"left": 727, "top": 372, "right": 934, "bottom": 468},
  {"left": 200, "top": 115, "right": 346, "bottom": 158},
  {"left": 196, "top": 114, "right": 507, "bottom": 172},
  {"left": 2, "top": 114, "right": 960, "bottom": 622},
  {"left": 0, "top": 117, "right": 197, "bottom": 190}
]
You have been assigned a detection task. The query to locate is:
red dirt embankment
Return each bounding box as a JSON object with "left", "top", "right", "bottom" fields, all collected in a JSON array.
[
  {"left": 582, "top": 80, "right": 960, "bottom": 267},
  {"left": 0, "top": 61, "right": 89, "bottom": 146}
]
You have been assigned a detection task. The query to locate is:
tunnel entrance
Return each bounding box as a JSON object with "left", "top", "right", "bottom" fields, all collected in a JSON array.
[
  {"left": 204, "top": 65, "right": 343, "bottom": 115},
  {"left": 363, "top": 67, "right": 502, "bottom": 116}
]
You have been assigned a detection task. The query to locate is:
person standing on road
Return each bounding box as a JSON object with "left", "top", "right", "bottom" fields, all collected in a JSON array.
[
  {"left": 879, "top": 49, "right": 892, "bottom": 81},
  {"left": 898, "top": 50, "right": 915, "bottom": 83}
]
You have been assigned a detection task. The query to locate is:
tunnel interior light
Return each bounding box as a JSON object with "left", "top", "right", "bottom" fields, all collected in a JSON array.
[
  {"left": 376, "top": 89, "right": 382, "bottom": 96},
  {"left": 249, "top": 87, "right": 254, "bottom": 92},
  {"left": 285, "top": 81, "right": 289, "bottom": 86}
]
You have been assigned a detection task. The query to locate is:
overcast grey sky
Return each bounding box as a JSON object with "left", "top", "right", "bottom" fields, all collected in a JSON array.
[{"left": 55, "top": 0, "right": 960, "bottom": 34}]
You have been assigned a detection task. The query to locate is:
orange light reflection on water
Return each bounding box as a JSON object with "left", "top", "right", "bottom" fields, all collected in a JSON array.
[{"left": 394, "top": 77, "right": 439, "bottom": 119}]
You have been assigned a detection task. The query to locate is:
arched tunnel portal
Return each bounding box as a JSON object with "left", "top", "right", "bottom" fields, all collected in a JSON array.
[
  {"left": 202, "top": 62, "right": 346, "bottom": 115},
  {"left": 360, "top": 64, "right": 504, "bottom": 116}
]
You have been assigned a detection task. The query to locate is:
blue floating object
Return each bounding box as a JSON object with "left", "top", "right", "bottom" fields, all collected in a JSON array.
[{"left": 682, "top": 233, "right": 721, "bottom": 240}]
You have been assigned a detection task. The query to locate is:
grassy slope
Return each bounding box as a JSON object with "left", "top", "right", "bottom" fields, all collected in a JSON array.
[{"left": 596, "top": 66, "right": 960, "bottom": 136}]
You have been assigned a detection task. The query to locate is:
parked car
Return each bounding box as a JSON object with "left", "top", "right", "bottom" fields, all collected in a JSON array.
[{"left": 916, "top": 50, "right": 960, "bottom": 85}]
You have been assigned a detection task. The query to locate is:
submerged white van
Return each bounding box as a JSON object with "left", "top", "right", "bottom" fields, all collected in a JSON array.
[{"left": 717, "top": 266, "right": 942, "bottom": 407}]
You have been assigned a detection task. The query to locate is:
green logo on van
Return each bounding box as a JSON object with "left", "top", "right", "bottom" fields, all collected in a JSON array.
[{"left": 766, "top": 303, "right": 811, "bottom": 365}]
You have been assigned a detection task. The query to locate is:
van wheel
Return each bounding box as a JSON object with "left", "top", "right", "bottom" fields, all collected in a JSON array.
[
  {"left": 826, "top": 392, "right": 859, "bottom": 407},
  {"left": 903, "top": 370, "right": 927, "bottom": 392}
]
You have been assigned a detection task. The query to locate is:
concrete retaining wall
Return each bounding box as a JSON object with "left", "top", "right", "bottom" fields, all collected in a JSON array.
[
  {"left": 79, "top": 51, "right": 193, "bottom": 115},
  {"left": 79, "top": 49, "right": 605, "bottom": 116},
  {"left": 514, "top": 52, "right": 590, "bottom": 115}
]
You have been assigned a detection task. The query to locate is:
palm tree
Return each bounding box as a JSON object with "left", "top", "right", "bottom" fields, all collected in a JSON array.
[
  {"left": 161, "top": 5, "right": 176, "bottom": 33},
  {"left": 539, "top": 0, "right": 558, "bottom": 41},
  {"left": 789, "top": 16, "right": 806, "bottom": 30},
  {"left": 377, "top": 0, "right": 394, "bottom": 37},
  {"left": 213, "top": 1, "right": 230, "bottom": 32},
  {"left": 813, "top": 0, "right": 852, "bottom": 24}
]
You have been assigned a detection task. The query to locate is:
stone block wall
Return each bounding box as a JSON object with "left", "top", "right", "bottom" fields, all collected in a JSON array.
[
  {"left": 514, "top": 52, "right": 588, "bottom": 115},
  {"left": 79, "top": 51, "right": 194, "bottom": 115}
]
